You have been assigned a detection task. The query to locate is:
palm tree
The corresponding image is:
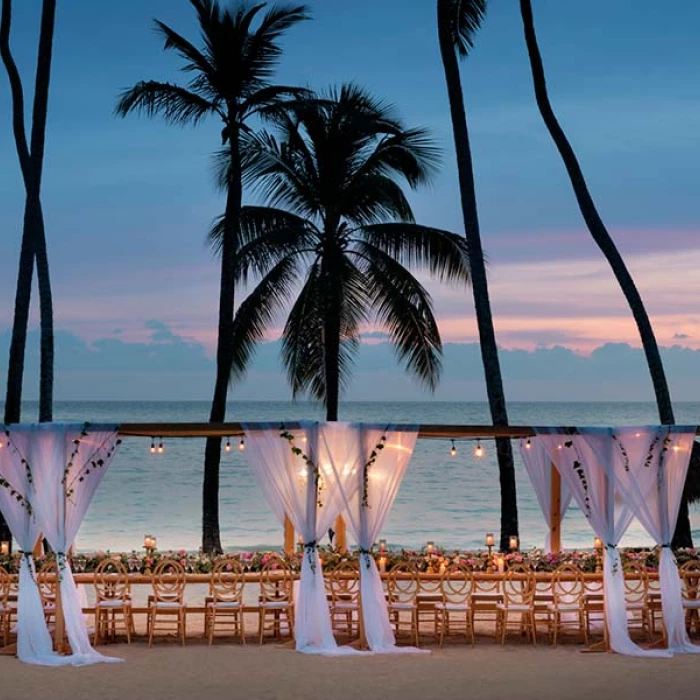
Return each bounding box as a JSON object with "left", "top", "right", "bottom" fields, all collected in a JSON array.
[
  {"left": 437, "top": 0, "right": 518, "bottom": 551},
  {"left": 519, "top": 0, "right": 696, "bottom": 546},
  {"left": 116, "top": 0, "right": 310, "bottom": 554},
  {"left": 0, "top": 0, "right": 57, "bottom": 549},
  {"left": 210, "top": 84, "right": 471, "bottom": 417}
]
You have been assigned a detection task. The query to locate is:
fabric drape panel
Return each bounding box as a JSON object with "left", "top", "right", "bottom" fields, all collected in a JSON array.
[
  {"left": 331, "top": 425, "right": 423, "bottom": 653},
  {"left": 3, "top": 423, "right": 123, "bottom": 665},
  {"left": 243, "top": 422, "right": 362, "bottom": 655},
  {"left": 535, "top": 428, "right": 670, "bottom": 658},
  {"left": 608, "top": 427, "right": 700, "bottom": 654},
  {"left": 519, "top": 439, "right": 573, "bottom": 552}
]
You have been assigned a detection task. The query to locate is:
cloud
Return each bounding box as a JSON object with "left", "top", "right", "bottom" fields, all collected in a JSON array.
[{"left": 674, "top": 333, "right": 691, "bottom": 340}]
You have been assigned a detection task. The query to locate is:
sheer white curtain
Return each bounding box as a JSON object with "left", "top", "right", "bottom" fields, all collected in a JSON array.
[
  {"left": 0, "top": 425, "right": 69, "bottom": 665},
  {"left": 519, "top": 438, "right": 573, "bottom": 552},
  {"left": 243, "top": 422, "right": 361, "bottom": 655},
  {"left": 609, "top": 426, "right": 700, "bottom": 654},
  {"left": 27, "top": 423, "right": 123, "bottom": 665},
  {"left": 536, "top": 428, "right": 670, "bottom": 657},
  {"left": 331, "top": 424, "right": 423, "bottom": 653}
]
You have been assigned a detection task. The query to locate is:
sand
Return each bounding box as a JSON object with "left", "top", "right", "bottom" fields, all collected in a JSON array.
[{"left": 1, "top": 643, "right": 698, "bottom": 700}]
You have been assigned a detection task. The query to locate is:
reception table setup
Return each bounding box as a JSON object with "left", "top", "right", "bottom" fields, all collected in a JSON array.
[{"left": 0, "top": 421, "right": 699, "bottom": 665}]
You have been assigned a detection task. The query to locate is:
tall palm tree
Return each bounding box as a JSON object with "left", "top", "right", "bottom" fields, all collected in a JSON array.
[
  {"left": 437, "top": 0, "right": 518, "bottom": 551},
  {"left": 1, "top": 0, "right": 57, "bottom": 548},
  {"left": 116, "top": 0, "right": 310, "bottom": 554},
  {"left": 519, "top": 0, "right": 695, "bottom": 546},
  {"left": 210, "top": 84, "right": 471, "bottom": 417}
]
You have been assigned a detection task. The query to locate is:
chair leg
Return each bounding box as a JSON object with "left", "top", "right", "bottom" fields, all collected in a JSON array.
[{"left": 148, "top": 610, "right": 154, "bottom": 647}]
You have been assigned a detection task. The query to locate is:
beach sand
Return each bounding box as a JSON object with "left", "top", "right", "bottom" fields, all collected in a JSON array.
[{"left": 2, "top": 643, "right": 698, "bottom": 700}]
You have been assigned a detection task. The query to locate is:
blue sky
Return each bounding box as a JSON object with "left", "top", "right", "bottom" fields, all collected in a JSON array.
[{"left": 1, "top": 1, "right": 699, "bottom": 400}]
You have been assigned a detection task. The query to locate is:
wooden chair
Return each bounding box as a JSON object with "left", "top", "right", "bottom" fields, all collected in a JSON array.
[
  {"left": 328, "top": 560, "right": 360, "bottom": 639},
  {"left": 386, "top": 561, "right": 419, "bottom": 646},
  {"left": 547, "top": 564, "right": 588, "bottom": 646},
  {"left": 623, "top": 560, "right": 651, "bottom": 641},
  {"left": 471, "top": 573, "right": 503, "bottom": 640},
  {"left": 37, "top": 560, "right": 58, "bottom": 627},
  {"left": 258, "top": 555, "right": 294, "bottom": 644},
  {"left": 646, "top": 572, "right": 664, "bottom": 639},
  {"left": 0, "top": 565, "right": 10, "bottom": 647},
  {"left": 205, "top": 558, "right": 246, "bottom": 645},
  {"left": 93, "top": 558, "right": 133, "bottom": 645},
  {"left": 415, "top": 568, "right": 443, "bottom": 642},
  {"left": 495, "top": 564, "right": 536, "bottom": 644},
  {"left": 582, "top": 575, "right": 606, "bottom": 643},
  {"left": 680, "top": 560, "right": 700, "bottom": 637},
  {"left": 147, "top": 559, "right": 187, "bottom": 646},
  {"left": 435, "top": 562, "right": 473, "bottom": 647}
]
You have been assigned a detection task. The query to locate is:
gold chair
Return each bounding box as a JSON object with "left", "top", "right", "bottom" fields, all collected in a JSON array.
[
  {"left": 495, "top": 564, "right": 536, "bottom": 644},
  {"left": 471, "top": 573, "right": 503, "bottom": 640},
  {"left": 647, "top": 572, "right": 664, "bottom": 639},
  {"left": 582, "top": 575, "right": 606, "bottom": 643},
  {"left": 0, "top": 565, "right": 10, "bottom": 647},
  {"left": 435, "top": 562, "right": 473, "bottom": 647},
  {"left": 328, "top": 560, "right": 360, "bottom": 639},
  {"left": 206, "top": 558, "right": 246, "bottom": 645},
  {"left": 623, "top": 560, "right": 651, "bottom": 641},
  {"left": 93, "top": 558, "right": 133, "bottom": 645},
  {"left": 680, "top": 560, "right": 700, "bottom": 637},
  {"left": 258, "top": 555, "right": 294, "bottom": 644},
  {"left": 547, "top": 564, "right": 588, "bottom": 646},
  {"left": 386, "top": 561, "right": 419, "bottom": 646},
  {"left": 415, "top": 568, "right": 443, "bottom": 642},
  {"left": 37, "top": 560, "right": 58, "bottom": 626},
  {"left": 148, "top": 559, "right": 187, "bottom": 646}
]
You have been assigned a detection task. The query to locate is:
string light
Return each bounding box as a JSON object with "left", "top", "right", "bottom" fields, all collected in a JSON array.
[
  {"left": 225, "top": 437, "right": 231, "bottom": 452},
  {"left": 238, "top": 438, "right": 246, "bottom": 451},
  {"left": 157, "top": 438, "right": 164, "bottom": 454},
  {"left": 0, "top": 438, "right": 4, "bottom": 448},
  {"left": 474, "top": 440, "right": 484, "bottom": 458},
  {"left": 150, "top": 438, "right": 156, "bottom": 454},
  {"left": 525, "top": 438, "right": 531, "bottom": 450},
  {"left": 450, "top": 439, "right": 457, "bottom": 457}
]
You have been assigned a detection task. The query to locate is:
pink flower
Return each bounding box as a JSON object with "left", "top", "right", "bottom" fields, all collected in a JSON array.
[{"left": 225, "top": 563, "right": 232, "bottom": 571}]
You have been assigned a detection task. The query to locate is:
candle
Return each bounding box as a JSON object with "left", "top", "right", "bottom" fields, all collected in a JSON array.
[
  {"left": 485, "top": 533, "right": 495, "bottom": 548},
  {"left": 496, "top": 555, "right": 505, "bottom": 574},
  {"left": 509, "top": 535, "right": 518, "bottom": 551},
  {"left": 144, "top": 534, "right": 156, "bottom": 550},
  {"left": 378, "top": 539, "right": 387, "bottom": 553},
  {"left": 439, "top": 560, "right": 447, "bottom": 575},
  {"left": 0, "top": 541, "right": 9, "bottom": 556},
  {"left": 426, "top": 541, "right": 434, "bottom": 555},
  {"left": 593, "top": 536, "right": 602, "bottom": 551},
  {"left": 378, "top": 556, "right": 387, "bottom": 574}
]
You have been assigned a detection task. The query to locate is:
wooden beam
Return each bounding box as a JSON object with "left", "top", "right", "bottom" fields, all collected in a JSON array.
[
  {"left": 283, "top": 515, "right": 295, "bottom": 558},
  {"left": 549, "top": 462, "right": 562, "bottom": 553},
  {"left": 334, "top": 515, "right": 347, "bottom": 554}
]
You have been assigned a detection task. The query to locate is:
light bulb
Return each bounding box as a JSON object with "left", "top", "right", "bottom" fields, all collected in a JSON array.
[
  {"left": 474, "top": 441, "right": 483, "bottom": 458},
  {"left": 450, "top": 439, "right": 457, "bottom": 457},
  {"left": 150, "top": 438, "right": 155, "bottom": 454},
  {"left": 238, "top": 438, "right": 246, "bottom": 451},
  {"left": 157, "top": 439, "right": 164, "bottom": 454},
  {"left": 525, "top": 438, "right": 531, "bottom": 449},
  {"left": 225, "top": 437, "right": 231, "bottom": 452}
]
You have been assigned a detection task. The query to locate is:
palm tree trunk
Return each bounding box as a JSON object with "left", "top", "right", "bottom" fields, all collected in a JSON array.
[
  {"left": 438, "top": 13, "right": 518, "bottom": 552},
  {"left": 519, "top": 0, "right": 693, "bottom": 546},
  {"left": 323, "top": 288, "right": 341, "bottom": 423},
  {"left": 202, "top": 130, "right": 242, "bottom": 555}
]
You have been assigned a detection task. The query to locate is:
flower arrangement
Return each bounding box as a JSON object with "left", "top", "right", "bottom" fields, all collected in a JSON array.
[{"left": 1, "top": 544, "right": 696, "bottom": 576}]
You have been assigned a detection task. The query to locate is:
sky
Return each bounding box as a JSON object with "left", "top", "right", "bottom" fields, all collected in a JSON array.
[{"left": 0, "top": 0, "right": 699, "bottom": 401}]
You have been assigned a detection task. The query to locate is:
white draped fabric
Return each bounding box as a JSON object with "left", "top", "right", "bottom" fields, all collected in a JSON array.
[
  {"left": 519, "top": 439, "right": 573, "bottom": 552},
  {"left": 332, "top": 424, "right": 423, "bottom": 653},
  {"left": 0, "top": 423, "right": 123, "bottom": 665},
  {"left": 535, "top": 428, "right": 670, "bottom": 657},
  {"left": 609, "top": 427, "right": 700, "bottom": 654},
  {"left": 243, "top": 422, "right": 362, "bottom": 655}
]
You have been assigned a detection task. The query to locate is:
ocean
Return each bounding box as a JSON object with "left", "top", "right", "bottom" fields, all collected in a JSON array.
[{"left": 14, "top": 400, "right": 700, "bottom": 553}]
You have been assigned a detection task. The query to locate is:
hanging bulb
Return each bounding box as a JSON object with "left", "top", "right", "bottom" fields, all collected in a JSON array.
[
  {"left": 525, "top": 438, "right": 532, "bottom": 450},
  {"left": 225, "top": 437, "right": 231, "bottom": 452},
  {"left": 0, "top": 438, "right": 4, "bottom": 448},
  {"left": 150, "top": 438, "right": 156, "bottom": 454},
  {"left": 157, "top": 438, "right": 164, "bottom": 454},
  {"left": 474, "top": 440, "right": 484, "bottom": 458},
  {"left": 238, "top": 438, "right": 246, "bottom": 451},
  {"left": 450, "top": 439, "right": 457, "bottom": 457}
]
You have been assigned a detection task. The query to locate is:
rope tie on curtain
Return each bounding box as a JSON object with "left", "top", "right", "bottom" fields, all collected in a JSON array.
[
  {"left": 358, "top": 547, "right": 373, "bottom": 569},
  {"left": 303, "top": 540, "right": 317, "bottom": 572},
  {"left": 661, "top": 543, "right": 672, "bottom": 548},
  {"left": 17, "top": 550, "right": 37, "bottom": 583}
]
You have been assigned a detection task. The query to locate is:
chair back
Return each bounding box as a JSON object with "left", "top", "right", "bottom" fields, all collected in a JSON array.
[
  {"left": 37, "top": 560, "right": 58, "bottom": 608},
  {"left": 152, "top": 559, "right": 186, "bottom": 603},
  {"left": 94, "top": 558, "right": 130, "bottom": 602},
  {"left": 440, "top": 562, "right": 473, "bottom": 606},
  {"left": 680, "top": 560, "right": 700, "bottom": 602},
  {"left": 622, "top": 560, "right": 648, "bottom": 605},
  {"left": 328, "top": 560, "right": 360, "bottom": 605},
  {"left": 0, "top": 565, "right": 9, "bottom": 607},
  {"left": 210, "top": 558, "right": 245, "bottom": 603},
  {"left": 259, "top": 555, "right": 293, "bottom": 604},
  {"left": 551, "top": 563, "right": 585, "bottom": 608},
  {"left": 502, "top": 564, "right": 534, "bottom": 606},
  {"left": 387, "top": 561, "right": 418, "bottom": 605}
]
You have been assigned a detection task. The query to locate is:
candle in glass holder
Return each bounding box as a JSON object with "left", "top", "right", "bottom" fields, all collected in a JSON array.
[
  {"left": 509, "top": 535, "right": 518, "bottom": 551},
  {"left": 378, "top": 538, "right": 387, "bottom": 553},
  {"left": 593, "top": 536, "right": 602, "bottom": 551},
  {"left": 144, "top": 534, "right": 156, "bottom": 550},
  {"left": 378, "top": 556, "right": 387, "bottom": 574},
  {"left": 439, "top": 559, "right": 447, "bottom": 575},
  {"left": 0, "top": 541, "right": 9, "bottom": 556},
  {"left": 485, "top": 533, "right": 495, "bottom": 548},
  {"left": 426, "top": 541, "right": 435, "bottom": 556},
  {"left": 496, "top": 555, "right": 505, "bottom": 574}
]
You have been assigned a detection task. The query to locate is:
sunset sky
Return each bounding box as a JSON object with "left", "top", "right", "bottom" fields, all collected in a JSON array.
[{"left": 0, "top": 0, "right": 699, "bottom": 399}]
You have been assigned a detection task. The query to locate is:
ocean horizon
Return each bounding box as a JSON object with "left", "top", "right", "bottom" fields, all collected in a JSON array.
[{"left": 6, "top": 400, "right": 700, "bottom": 553}]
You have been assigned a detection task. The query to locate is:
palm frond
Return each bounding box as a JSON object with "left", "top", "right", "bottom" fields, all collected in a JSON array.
[
  {"left": 358, "top": 223, "right": 470, "bottom": 284},
  {"left": 114, "top": 80, "right": 218, "bottom": 123},
  {"left": 153, "top": 19, "right": 214, "bottom": 78},
  {"left": 437, "top": 0, "right": 487, "bottom": 58}
]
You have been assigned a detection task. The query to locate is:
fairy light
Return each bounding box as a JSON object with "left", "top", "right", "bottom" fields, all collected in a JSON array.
[
  {"left": 474, "top": 440, "right": 484, "bottom": 458},
  {"left": 157, "top": 438, "right": 164, "bottom": 454},
  {"left": 150, "top": 438, "right": 156, "bottom": 454},
  {"left": 525, "top": 438, "right": 532, "bottom": 449},
  {"left": 450, "top": 439, "right": 457, "bottom": 457},
  {"left": 225, "top": 437, "right": 231, "bottom": 452},
  {"left": 238, "top": 438, "right": 246, "bottom": 451}
]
